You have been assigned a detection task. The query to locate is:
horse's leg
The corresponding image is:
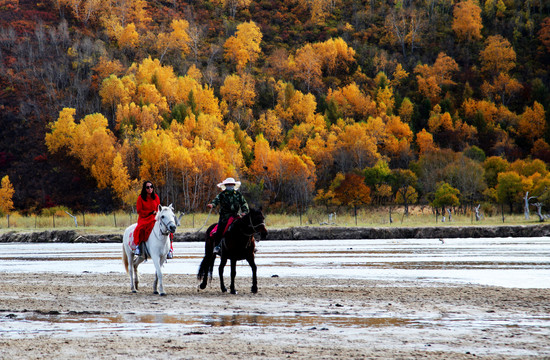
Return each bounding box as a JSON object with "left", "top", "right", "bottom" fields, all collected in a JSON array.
[
  {"left": 247, "top": 255, "right": 258, "bottom": 294},
  {"left": 152, "top": 257, "right": 166, "bottom": 296},
  {"left": 199, "top": 236, "right": 214, "bottom": 290},
  {"left": 133, "top": 256, "right": 145, "bottom": 291},
  {"left": 219, "top": 256, "right": 228, "bottom": 293},
  {"left": 199, "top": 254, "right": 212, "bottom": 290},
  {"left": 124, "top": 246, "right": 137, "bottom": 293},
  {"left": 230, "top": 259, "right": 237, "bottom": 295}
]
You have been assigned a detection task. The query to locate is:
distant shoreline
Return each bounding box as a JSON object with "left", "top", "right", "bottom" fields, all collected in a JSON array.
[{"left": 1, "top": 224, "right": 549, "bottom": 243}]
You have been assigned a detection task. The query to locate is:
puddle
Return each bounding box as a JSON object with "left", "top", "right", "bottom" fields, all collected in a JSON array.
[
  {"left": 0, "top": 310, "right": 419, "bottom": 339},
  {"left": 2, "top": 311, "right": 413, "bottom": 328},
  {"left": 2, "top": 310, "right": 550, "bottom": 340}
]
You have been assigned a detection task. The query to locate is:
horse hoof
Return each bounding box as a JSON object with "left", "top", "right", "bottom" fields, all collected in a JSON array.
[
  {"left": 199, "top": 283, "right": 207, "bottom": 290},
  {"left": 132, "top": 290, "right": 137, "bottom": 293},
  {"left": 160, "top": 293, "right": 166, "bottom": 296},
  {"left": 230, "top": 290, "right": 237, "bottom": 295},
  {"left": 221, "top": 287, "right": 227, "bottom": 293},
  {"left": 154, "top": 291, "right": 159, "bottom": 295},
  {"left": 251, "top": 286, "right": 258, "bottom": 293}
]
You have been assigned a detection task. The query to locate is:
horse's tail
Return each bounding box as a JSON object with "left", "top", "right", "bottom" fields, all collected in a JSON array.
[
  {"left": 122, "top": 243, "right": 129, "bottom": 273},
  {"left": 197, "top": 255, "right": 213, "bottom": 282}
]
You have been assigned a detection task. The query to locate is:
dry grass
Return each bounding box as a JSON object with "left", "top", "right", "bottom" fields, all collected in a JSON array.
[{"left": 0, "top": 206, "right": 544, "bottom": 235}]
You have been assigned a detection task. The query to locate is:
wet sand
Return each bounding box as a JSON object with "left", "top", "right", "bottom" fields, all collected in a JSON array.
[{"left": 1, "top": 272, "right": 549, "bottom": 359}]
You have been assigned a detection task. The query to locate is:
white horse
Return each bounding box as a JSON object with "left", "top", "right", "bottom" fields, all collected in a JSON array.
[{"left": 122, "top": 204, "right": 181, "bottom": 296}]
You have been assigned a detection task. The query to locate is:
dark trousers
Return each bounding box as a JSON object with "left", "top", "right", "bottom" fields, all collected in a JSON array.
[{"left": 214, "top": 219, "right": 229, "bottom": 246}]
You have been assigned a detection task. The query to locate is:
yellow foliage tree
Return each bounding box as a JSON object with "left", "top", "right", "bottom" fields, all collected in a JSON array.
[
  {"left": 253, "top": 110, "right": 283, "bottom": 146},
  {"left": 399, "top": 97, "right": 414, "bottom": 124},
  {"left": 334, "top": 121, "right": 381, "bottom": 171},
  {"left": 73, "top": 113, "right": 117, "bottom": 188},
  {"left": 111, "top": 153, "right": 138, "bottom": 206},
  {"left": 157, "top": 19, "right": 191, "bottom": 61},
  {"left": 220, "top": 72, "right": 256, "bottom": 127},
  {"left": 224, "top": 21, "right": 263, "bottom": 72},
  {"left": 0, "top": 175, "right": 14, "bottom": 215},
  {"left": 45, "top": 107, "right": 77, "bottom": 153},
  {"left": 391, "top": 63, "right": 409, "bottom": 87},
  {"left": 428, "top": 108, "right": 454, "bottom": 133},
  {"left": 289, "top": 43, "right": 323, "bottom": 92},
  {"left": 116, "top": 102, "right": 163, "bottom": 131},
  {"left": 46, "top": 109, "right": 117, "bottom": 189},
  {"left": 99, "top": 75, "right": 133, "bottom": 115},
  {"left": 326, "top": 82, "right": 377, "bottom": 119},
  {"left": 313, "top": 37, "right": 356, "bottom": 76},
  {"left": 118, "top": 22, "right": 139, "bottom": 49}
]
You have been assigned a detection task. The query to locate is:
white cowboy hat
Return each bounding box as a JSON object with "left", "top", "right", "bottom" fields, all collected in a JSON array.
[{"left": 217, "top": 177, "right": 241, "bottom": 190}]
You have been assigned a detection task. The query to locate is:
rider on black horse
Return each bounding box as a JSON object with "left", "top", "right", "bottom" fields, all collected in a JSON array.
[{"left": 207, "top": 177, "right": 249, "bottom": 255}]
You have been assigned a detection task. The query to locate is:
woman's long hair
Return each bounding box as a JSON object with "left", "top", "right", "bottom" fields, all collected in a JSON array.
[{"left": 140, "top": 180, "right": 158, "bottom": 201}]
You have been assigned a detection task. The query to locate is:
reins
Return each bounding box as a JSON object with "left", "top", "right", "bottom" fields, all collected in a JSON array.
[{"left": 196, "top": 207, "right": 213, "bottom": 233}]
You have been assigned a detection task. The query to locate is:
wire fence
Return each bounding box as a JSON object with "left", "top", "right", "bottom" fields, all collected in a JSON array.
[{"left": 0, "top": 207, "right": 541, "bottom": 231}]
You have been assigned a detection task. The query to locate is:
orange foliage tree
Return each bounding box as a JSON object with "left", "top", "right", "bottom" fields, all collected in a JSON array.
[
  {"left": 333, "top": 172, "right": 371, "bottom": 224},
  {"left": 248, "top": 134, "right": 316, "bottom": 209},
  {"left": 414, "top": 53, "right": 459, "bottom": 104},
  {"left": 538, "top": 17, "right": 550, "bottom": 53},
  {"left": 480, "top": 35, "right": 517, "bottom": 77},
  {"left": 452, "top": 0, "right": 483, "bottom": 42},
  {"left": 518, "top": 102, "right": 546, "bottom": 143}
]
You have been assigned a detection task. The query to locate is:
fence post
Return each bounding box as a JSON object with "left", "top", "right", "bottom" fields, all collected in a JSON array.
[
  {"left": 7, "top": 214, "right": 9, "bottom": 228},
  {"left": 114, "top": 213, "right": 117, "bottom": 227},
  {"left": 53, "top": 214, "right": 55, "bottom": 228}
]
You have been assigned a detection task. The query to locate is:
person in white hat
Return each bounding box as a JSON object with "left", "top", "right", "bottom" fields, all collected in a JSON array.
[{"left": 207, "top": 177, "right": 249, "bottom": 254}]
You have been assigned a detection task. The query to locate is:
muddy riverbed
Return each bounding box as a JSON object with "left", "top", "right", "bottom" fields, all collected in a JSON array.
[{"left": 1, "top": 238, "right": 550, "bottom": 359}]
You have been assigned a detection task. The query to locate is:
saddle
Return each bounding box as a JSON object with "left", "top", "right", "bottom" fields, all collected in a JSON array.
[{"left": 209, "top": 216, "right": 238, "bottom": 238}]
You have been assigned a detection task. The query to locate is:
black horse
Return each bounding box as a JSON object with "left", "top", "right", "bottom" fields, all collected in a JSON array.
[{"left": 197, "top": 208, "right": 267, "bottom": 294}]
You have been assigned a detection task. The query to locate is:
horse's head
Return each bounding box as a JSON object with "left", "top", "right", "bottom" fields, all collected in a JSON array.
[
  {"left": 246, "top": 208, "right": 267, "bottom": 240},
  {"left": 156, "top": 204, "right": 178, "bottom": 235}
]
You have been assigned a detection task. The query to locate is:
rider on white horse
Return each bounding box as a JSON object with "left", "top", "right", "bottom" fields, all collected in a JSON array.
[{"left": 134, "top": 180, "right": 173, "bottom": 259}]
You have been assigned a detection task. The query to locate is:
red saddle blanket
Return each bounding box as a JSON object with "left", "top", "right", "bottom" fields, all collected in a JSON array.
[{"left": 209, "top": 216, "right": 237, "bottom": 238}]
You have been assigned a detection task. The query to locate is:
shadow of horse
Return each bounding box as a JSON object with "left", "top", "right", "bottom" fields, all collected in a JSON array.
[{"left": 197, "top": 208, "right": 267, "bottom": 294}]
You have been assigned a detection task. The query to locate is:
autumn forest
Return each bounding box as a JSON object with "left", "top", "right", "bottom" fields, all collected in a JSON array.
[{"left": 1, "top": 0, "right": 550, "bottom": 218}]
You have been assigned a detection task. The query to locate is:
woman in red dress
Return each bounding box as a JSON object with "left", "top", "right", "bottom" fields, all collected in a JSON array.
[{"left": 134, "top": 181, "right": 160, "bottom": 256}]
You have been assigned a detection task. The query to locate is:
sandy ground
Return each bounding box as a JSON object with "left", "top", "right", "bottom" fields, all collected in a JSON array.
[{"left": 1, "top": 272, "right": 549, "bottom": 360}]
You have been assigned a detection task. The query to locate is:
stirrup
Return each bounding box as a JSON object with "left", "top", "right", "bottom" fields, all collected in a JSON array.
[
  {"left": 167, "top": 250, "right": 173, "bottom": 259},
  {"left": 213, "top": 245, "right": 221, "bottom": 254}
]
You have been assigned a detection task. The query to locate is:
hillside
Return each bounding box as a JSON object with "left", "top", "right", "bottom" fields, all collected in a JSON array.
[{"left": 0, "top": 0, "right": 550, "bottom": 214}]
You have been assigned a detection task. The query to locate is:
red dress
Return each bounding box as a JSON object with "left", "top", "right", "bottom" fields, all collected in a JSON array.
[{"left": 134, "top": 194, "right": 160, "bottom": 246}]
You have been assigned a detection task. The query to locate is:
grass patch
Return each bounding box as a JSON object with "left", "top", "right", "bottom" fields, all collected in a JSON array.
[{"left": 0, "top": 206, "right": 545, "bottom": 235}]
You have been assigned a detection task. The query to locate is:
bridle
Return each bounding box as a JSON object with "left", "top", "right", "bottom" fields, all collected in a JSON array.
[
  {"left": 241, "top": 212, "right": 266, "bottom": 237},
  {"left": 157, "top": 209, "right": 177, "bottom": 237}
]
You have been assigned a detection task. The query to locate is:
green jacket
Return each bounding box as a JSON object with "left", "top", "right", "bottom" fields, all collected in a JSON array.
[{"left": 211, "top": 189, "right": 249, "bottom": 222}]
